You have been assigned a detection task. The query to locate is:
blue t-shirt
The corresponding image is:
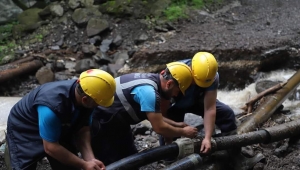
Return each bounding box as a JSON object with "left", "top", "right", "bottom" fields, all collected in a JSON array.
[
  {"left": 131, "top": 85, "right": 158, "bottom": 112},
  {"left": 38, "top": 105, "right": 80, "bottom": 142}
]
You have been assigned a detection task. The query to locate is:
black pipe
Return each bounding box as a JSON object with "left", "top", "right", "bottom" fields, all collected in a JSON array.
[
  {"left": 106, "top": 143, "right": 179, "bottom": 170},
  {"left": 106, "top": 119, "right": 300, "bottom": 170},
  {"left": 212, "top": 130, "right": 269, "bottom": 151},
  {"left": 161, "top": 154, "right": 202, "bottom": 170},
  {"left": 212, "top": 119, "right": 300, "bottom": 151},
  {"left": 264, "top": 118, "right": 300, "bottom": 143}
]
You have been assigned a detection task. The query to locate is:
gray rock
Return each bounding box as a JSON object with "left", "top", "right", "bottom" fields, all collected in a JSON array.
[
  {"left": 86, "top": 18, "right": 109, "bottom": 37},
  {"left": 113, "top": 51, "right": 129, "bottom": 63},
  {"left": 55, "top": 71, "right": 72, "bottom": 81},
  {"left": 80, "top": 0, "right": 94, "bottom": 7},
  {"left": 82, "top": 44, "right": 97, "bottom": 54},
  {"left": 74, "top": 58, "right": 98, "bottom": 73},
  {"left": 100, "top": 39, "right": 113, "bottom": 52},
  {"left": 50, "top": 4, "right": 64, "bottom": 17},
  {"left": 154, "top": 26, "right": 168, "bottom": 32},
  {"left": 107, "top": 63, "right": 123, "bottom": 77},
  {"left": 1, "top": 55, "right": 15, "bottom": 64},
  {"left": 68, "top": 0, "right": 81, "bottom": 9},
  {"left": 0, "top": 0, "right": 22, "bottom": 24},
  {"left": 115, "top": 58, "right": 126, "bottom": 66},
  {"left": 253, "top": 162, "right": 265, "bottom": 170},
  {"left": 55, "top": 36, "right": 64, "bottom": 46},
  {"left": 71, "top": 7, "right": 102, "bottom": 26},
  {"left": 184, "top": 113, "right": 203, "bottom": 128},
  {"left": 274, "top": 141, "right": 288, "bottom": 157},
  {"left": 255, "top": 80, "right": 282, "bottom": 93},
  {"left": 99, "top": 65, "right": 108, "bottom": 72},
  {"left": 241, "top": 146, "right": 255, "bottom": 157},
  {"left": 50, "top": 46, "right": 60, "bottom": 50},
  {"left": 112, "top": 35, "right": 123, "bottom": 47},
  {"left": 271, "top": 113, "right": 286, "bottom": 124},
  {"left": 93, "top": 51, "right": 113, "bottom": 64},
  {"left": 144, "top": 136, "right": 158, "bottom": 143},
  {"left": 54, "top": 60, "right": 66, "bottom": 71},
  {"left": 134, "top": 32, "right": 149, "bottom": 45},
  {"left": 35, "top": 66, "right": 55, "bottom": 85},
  {"left": 89, "top": 35, "right": 101, "bottom": 44},
  {"left": 132, "top": 123, "right": 150, "bottom": 135}
]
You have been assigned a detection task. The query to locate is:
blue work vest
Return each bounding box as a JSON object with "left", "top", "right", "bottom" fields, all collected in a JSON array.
[
  {"left": 93, "top": 73, "right": 161, "bottom": 125},
  {"left": 7, "top": 80, "right": 92, "bottom": 169}
]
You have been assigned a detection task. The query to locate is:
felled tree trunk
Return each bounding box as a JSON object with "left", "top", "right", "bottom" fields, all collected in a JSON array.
[
  {"left": 0, "top": 58, "right": 43, "bottom": 83},
  {"left": 237, "top": 69, "right": 300, "bottom": 134}
]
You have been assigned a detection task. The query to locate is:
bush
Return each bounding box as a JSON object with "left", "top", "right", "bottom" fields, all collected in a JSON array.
[{"left": 164, "top": 0, "right": 222, "bottom": 21}]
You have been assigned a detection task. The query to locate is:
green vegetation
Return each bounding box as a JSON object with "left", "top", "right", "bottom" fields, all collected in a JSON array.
[
  {"left": 164, "top": 4, "right": 187, "bottom": 21},
  {"left": 164, "top": 0, "right": 223, "bottom": 21},
  {"left": 0, "top": 22, "right": 18, "bottom": 44},
  {"left": 35, "top": 34, "right": 43, "bottom": 42},
  {"left": 0, "top": 22, "right": 18, "bottom": 63}
]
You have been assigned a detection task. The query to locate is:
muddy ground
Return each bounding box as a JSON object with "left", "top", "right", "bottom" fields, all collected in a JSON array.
[{"left": 2, "top": 0, "right": 300, "bottom": 169}]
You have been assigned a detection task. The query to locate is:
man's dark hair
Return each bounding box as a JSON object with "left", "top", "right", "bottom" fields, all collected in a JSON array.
[
  {"left": 162, "top": 68, "right": 179, "bottom": 86},
  {"left": 76, "top": 83, "right": 86, "bottom": 96}
]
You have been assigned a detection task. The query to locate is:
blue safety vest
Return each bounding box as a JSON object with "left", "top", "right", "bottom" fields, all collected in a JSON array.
[
  {"left": 7, "top": 80, "right": 92, "bottom": 169},
  {"left": 93, "top": 73, "right": 161, "bottom": 125}
]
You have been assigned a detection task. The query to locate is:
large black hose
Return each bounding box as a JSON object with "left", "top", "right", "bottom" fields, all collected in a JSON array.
[
  {"left": 161, "top": 154, "right": 202, "bottom": 170},
  {"left": 106, "top": 119, "right": 300, "bottom": 170},
  {"left": 106, "top": 143, "right": 179, "bottom": 170}
]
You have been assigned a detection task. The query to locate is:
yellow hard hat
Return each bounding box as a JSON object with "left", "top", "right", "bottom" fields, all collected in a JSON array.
[
  {"left": 79, "top": 69, "right": 116, "bottom": 107},
  {"left": 166, "top": 62, "right": 193, "bottom": 95},
  {"left": 192, "top": 52, "right": 218, "bottom": 88}
]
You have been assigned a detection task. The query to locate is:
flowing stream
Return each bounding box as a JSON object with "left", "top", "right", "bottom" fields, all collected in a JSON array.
[{"left": 186, "top": 69, "right": 300, "bottom": 128}]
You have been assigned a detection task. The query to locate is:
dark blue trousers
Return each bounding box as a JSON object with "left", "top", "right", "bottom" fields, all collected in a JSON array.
[
  {"left": 160, "top": 100, "right": 237, "bottom": 146},
  {"left": 91, "top": 113, "right": 138, "bottom": 166},
  {"left": 169, "top": 99, "right": 236, "bottom": 132}
]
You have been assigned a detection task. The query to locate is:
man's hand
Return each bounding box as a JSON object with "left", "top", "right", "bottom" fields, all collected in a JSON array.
[
  {"left": 200, "top": 138, "right": 211, "bottom": 154},
  {"left": 182, "top": 126, "right": 198, "bottom": 138},
  {"left": 83, "top": 159, "right": 106, "bottom": 170},
  {"left": 175, "top": 122, "right": 188, "bottom": 128}
]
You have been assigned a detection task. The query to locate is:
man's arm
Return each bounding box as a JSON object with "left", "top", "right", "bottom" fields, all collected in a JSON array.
[
  {"left": 76, "top": 126, "right": 106, "bottom": 169},
  {"left": 76, "top": 126, "right": 95, "bottom": 161},
  {"left": 161, "top": 98, "right": 188, "bottom": 128},
  {"left": 38, "top": 106, "right": 104, "bottom": 170},
  {"left": 43, "top": 140, "right": 86, "bottom": 168},
  {"left": 147, "top": 112, "right": 197, "bottom": 138},
  {"left": 132, "top": 85, "right": 197, "bottom": 138},
  {"left": 201, "top": 90, "right": 217, "bottom": 153}
]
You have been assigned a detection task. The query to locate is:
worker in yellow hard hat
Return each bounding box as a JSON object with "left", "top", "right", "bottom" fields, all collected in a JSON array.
[
  {"left": 160, "top": 52, "right": 237, "bottom": 155},
  {"left": 91, "top": 62, "right": 198, "bottom": 166},
  {"left": 5, "top": 69, "right": 116, "bottom": 170}
]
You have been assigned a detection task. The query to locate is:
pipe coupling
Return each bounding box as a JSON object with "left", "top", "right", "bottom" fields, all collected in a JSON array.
[{"left": 174, "top": 138, "right": 194, "bottom": 159}]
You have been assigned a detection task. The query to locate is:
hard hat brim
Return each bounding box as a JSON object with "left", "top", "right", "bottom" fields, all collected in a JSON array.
[
  {"left": 96, "top": 96, "right": 114, "bottom": 107},
  {"left": 180, "top": 89, "right": 185, "bottom": 95},
  {"left": 195, "top": 80, "right": 213, "bottom": 88}
]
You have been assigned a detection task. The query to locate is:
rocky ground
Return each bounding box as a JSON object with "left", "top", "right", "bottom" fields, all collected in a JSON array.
[{"left": 1, "top": 0, "right": 300, "bottom": 169}]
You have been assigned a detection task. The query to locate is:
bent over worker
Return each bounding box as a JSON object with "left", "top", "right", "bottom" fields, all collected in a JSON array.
[
  {"left": 5, "top": 69, "right": 116, "bottom": 170},
  {"left": 160, "top": 52, "right": 237, "bottom": 154},
  {"left": 91, "top": 62, "right": 198, "bottom": 165}
]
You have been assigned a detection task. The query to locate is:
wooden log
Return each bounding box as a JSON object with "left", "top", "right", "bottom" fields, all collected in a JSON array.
[
  {"left": 237, "top": 69, "right": 300, "bottom": 134},
  {"left": 241, "top": 82, "right": 286, "bottom": 113},
  {"left": 0, "top": 60, "right": 43, "bottom": 83}
]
